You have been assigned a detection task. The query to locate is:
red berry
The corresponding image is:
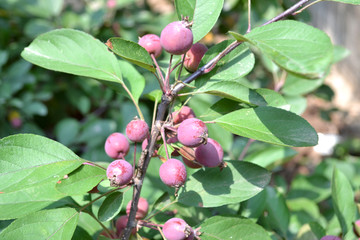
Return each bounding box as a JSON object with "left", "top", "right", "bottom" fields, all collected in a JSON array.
[
  {"left": 195, "top": 138, "right": 224, "bottom": 168},
  {"left": 105, "top": 133, "right": 130, "bottom": 159},
  {"left": 184, "top": 43, "right": 208, "bottom": 72},
  {"left": 320, "top": 236, "right": 342, "bottom": 240},
  {"left": 160, "top": 20, "right": 193, "bottom": 55},
  {"left": 126, "top": 119, "right": 149, "bottom": 142},
  {"left": 106, "top": 160, "right": 133, "bottom": 187},
  {"left": 171, "top": 106, "right": 196, "bottom": 125},
  {"left": 163, "top": 218, "right": 194, "bottom": 240},
  {"left": 138, "top": 34, "right": 162, "bottom": 58},
  {"left": 126, "top": 197, "right": 149, "bottom": 219},
  {"left": 142, "top": 138, "right": 158, "bottom": 157},
  {"left": 159, "top": 159, "right": 187, "bottom": 187},
  {"left": 115, "top": 215, "right": 136, "bottom": 236},
  {"left": 177, "top": 118, "right": 208, "bottom": 148}
]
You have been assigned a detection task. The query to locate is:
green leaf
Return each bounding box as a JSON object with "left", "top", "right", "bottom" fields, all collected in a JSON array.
[
  {"left": 215, "top": 106, "right": 318, "bottom": 147},
  {"left": 106, "top": 37, "right": 155, "bottom": 73},
  {"left": 118, "top": 60, "right": 145, "bottom": 104},
  {"left": 192, "top": 0, "right": 224, "bottom": 43},
  {"left": 175, "top": 0, "right": 195, "bottom": 21},
  {"left": 282, "top": 74, "right": 324, "bottom": 96},
  {"left": 243, "top": 145, "right": 297, "bottom": 168},
  {"left": 287, "top": 175, "right": 331, "bottom": 203},
  {"left": 331, "top": 168, "right": 357, "bottom": 236},
  {"left": 264, "top": 187, "right": 290, "bottom": 236},
  {"left": 0, "top": 134, "right": 83, "bottom": 219},
  {"left": 0, "top": 208, "right": 78, "bottom": 240},
  {"left": 178, "top": 161, "right": 271, "bottom": 207},
  {"left": 196, "top": 40, "right": 255, "bottom": 85},
  {"left": 98, "top": 191, "right": 123, "bottom": 222},
  {"left": 239, "top": 20, "right": 334, "bottom": 79},
  {"left": 55, "top": 118, "right": 80, "bottom": 146},
  {"left": 21, "top": 29, "right": 124, "bottom": 86},
  {"left": 296, "top": 222, "right": 326, "bottom": 240},
  {"left": 255, "top": 88, "right": 289, "bottom": 109},
  {"left": 199, "top": 216, "right": 271, "bottom": 240},
  {"left": 326, "top": 0, "right": 360, "bottom": 4},
  {"left": 56, "top": 164, "right": 106, "bottom": 195}
]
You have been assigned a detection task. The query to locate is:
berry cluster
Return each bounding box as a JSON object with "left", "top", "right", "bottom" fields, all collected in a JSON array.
[
  {"left": 138, "top": 19, "right": 208, "bottom": 73},
  {"left": 103, "top": 19, "right": 221, "bottom": 239}
]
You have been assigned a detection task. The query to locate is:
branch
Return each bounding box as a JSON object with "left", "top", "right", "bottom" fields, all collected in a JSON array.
[{"left": 121, "top": 1, "right": 312, "bottom": 238}]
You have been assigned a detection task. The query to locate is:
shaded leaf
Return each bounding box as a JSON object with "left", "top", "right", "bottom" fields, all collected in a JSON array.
[
  {"left": 98, "top": 192, "right": 123, "bottom": 222},
  {"left": 331, "top": 168, "right": 357, "bottom": 236},
  {"left": 178, "top": 161, "right": 271, "bottom": 207}
]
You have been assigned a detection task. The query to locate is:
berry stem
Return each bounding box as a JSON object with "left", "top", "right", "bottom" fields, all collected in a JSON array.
[
  {"left": 176, "top": 53, "right": 186, "bottom": 81},
  {"left": 151, "top": 53, "right": 166, "bottom": 93},
  {"left": 238, "top": 138, "right": 255, "bottom": 160},
  {"left": 164, "top": 55, "right": 173, "bottom": 93},
  {"left": 293, "top": 0, "right": 323, "bottom": 15},
  {"left": 133, "top": 143, "right": 137, "bottom": 176},
  {"left": 121, "top": 82, "right": 144, "bottom": 120},
  {"left": 247, "top": 0, "right": 252, "bottom": 33}
]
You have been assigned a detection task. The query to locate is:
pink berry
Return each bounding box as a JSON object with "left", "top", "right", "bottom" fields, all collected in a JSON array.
[
  {"left": 171, "top": 106, "right": 196, "bottom": 125},
  {"left": 160, "top": 20, "right": 193, "bottom": 55},
  {"left": 115, "top": 215, "right": 136, "bottom": 236},
  {"left": 106, "top": 160, "right": 133, "bottom": 187},
  {"left": 142, "top": 138, "right": 158, "bottom": 157},
  {"left": 184, "top": 43, "right": 208, "bottom": 72},
  {"left": 159, "top": 159, "right": 187, "bottom": 187},
  {"left": 105, "top": 133, "right": 130, "bottom": 159},
  {"left": 138, "top": 34, "right": 162, "bottom": 58},
  {"left": 126, "top": 197, "right": 149, "bottom": 219},
  {"left": 177, "top": 118, "right": 208, "bottom": 148},
  {"left": 195, "top": 138, "right": 224, "bottom": 168},
  {"left": 320, "top": 236, "right": 342, "bottom": 240},
  {"left": 163, "top": 218, "right": 194, "bottom": 240},
  {"left": 126, "top": 119, "right": 149, "bottom": 142}
]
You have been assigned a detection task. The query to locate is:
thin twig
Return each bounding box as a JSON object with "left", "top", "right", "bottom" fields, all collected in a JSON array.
[{"left": 238, "top": 138, "right": 255, "bottom": 160}]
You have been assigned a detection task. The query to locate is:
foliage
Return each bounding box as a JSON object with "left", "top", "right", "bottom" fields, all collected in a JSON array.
[{"left": 1, "top": 0, "right": 360, "bottom": 239}]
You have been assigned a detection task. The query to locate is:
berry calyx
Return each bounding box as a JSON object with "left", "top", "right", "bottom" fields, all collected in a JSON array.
[
  {"left": 126, "top": 197, "right": 149, "bottom": 219},
  {"left": 184, "top": 43, "right": 208, "bottom": 72},
  {"left": 105, "top": 132, "right": 130, "bottom": 159},
  {"left": 106, "top": 160, "right": 133, "bottom": 187},
  {"left": 160, "top": 20, "right": 193, "bottom": 55},
  {"left": 126, "top": 119, "right": 149, "bottom": 142},
  {"left": 162, "top": 218, "right": 194, "bottom": 240},
  {"left": 177, "top": 118, "right": 208, "bottom": 148},
  {"left": 195, "top": 138, "right": 224, "bottom": 168},
  {"left": 171, "top": 106, "right": 196, "bottom": 125},
  {"left": 159, "top": 158, "right": 187, "bottom": 187},
  {"left": 138, "top": 34, "right": 162, "bottom": 58}
]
